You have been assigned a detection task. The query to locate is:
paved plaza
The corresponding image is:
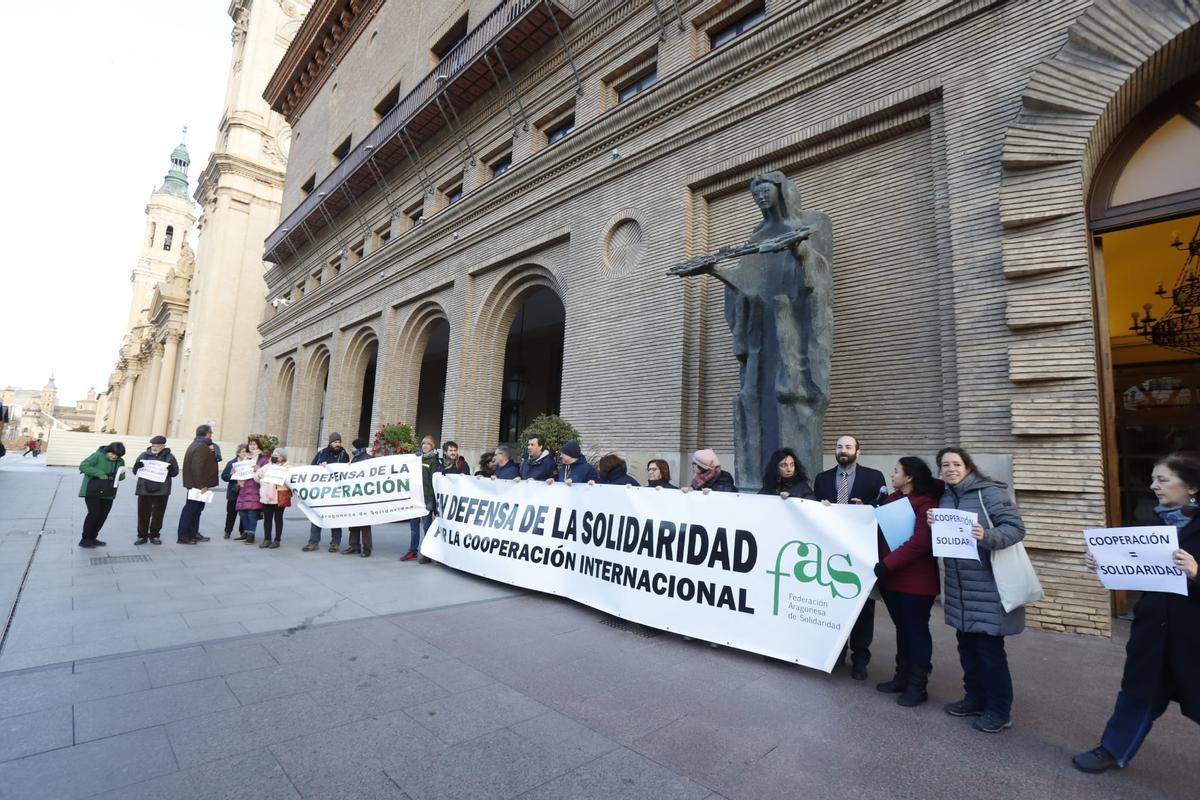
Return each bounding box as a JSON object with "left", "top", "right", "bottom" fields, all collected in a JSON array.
[{"left": 0, "top": 455, "right": 1190, "bottom": 799}]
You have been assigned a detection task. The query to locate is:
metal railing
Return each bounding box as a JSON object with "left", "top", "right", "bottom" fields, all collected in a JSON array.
[{"left": 266, "top": 0, "right": 566, "bottom": 259}]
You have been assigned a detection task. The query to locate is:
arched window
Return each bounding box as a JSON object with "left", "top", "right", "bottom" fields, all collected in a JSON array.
[{"left": 163, "top": 225, "right": 174, "bottom": 252}]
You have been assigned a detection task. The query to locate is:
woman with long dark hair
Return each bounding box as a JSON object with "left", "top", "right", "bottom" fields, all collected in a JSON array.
[
  {"left": 1073, "top": 451, "right": 1200, "bottom": 773},
  {"left": 927, "top": 446, "right": 1027, "bottom": 734},
  {"left": 758, "top": 448, "right": 813, "bottom": 499},
  {"left": 874, "top": 456, "right": 942, "bottom": 707}
]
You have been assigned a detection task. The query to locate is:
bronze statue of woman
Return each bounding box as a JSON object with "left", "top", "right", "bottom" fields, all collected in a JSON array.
[{"left": 672, "top": 172, "right": 833, "bottom": 489}]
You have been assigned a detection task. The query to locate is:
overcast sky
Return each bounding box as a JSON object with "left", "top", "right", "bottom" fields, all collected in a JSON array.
[{"left": 1, "top": 1, "right": 231, "bottom": 402}]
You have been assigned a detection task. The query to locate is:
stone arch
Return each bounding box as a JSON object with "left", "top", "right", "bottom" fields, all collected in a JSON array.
[
  {"left": 268, "top": 357, "right": 297, "bottom": 444},
  {"left": 293, "top": 343, "right": 332, "bottom": 452},
  {"left": 336, "top": 326, "right": 381, "bottom": 445},
  {"left": 458, "top": 264, "right": 566, "bottom": 450},
  {"left": 996, "top": 4, "right": 1200, "bottom": 631},
  {"left": 386, "top": 301, "right": 450, "bottom": 432}
]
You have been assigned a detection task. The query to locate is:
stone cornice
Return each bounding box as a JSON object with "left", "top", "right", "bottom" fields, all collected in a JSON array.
[
  {"left": 264, "top": 0, "right": 382, "bottom": 123},
  {"left": 196, "top": 152, "right": 287, "bottom": 207}
]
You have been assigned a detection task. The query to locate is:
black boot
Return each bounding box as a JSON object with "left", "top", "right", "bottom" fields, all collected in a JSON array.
[
  {"left": 876, "top": 658, "right": 909, "bottom": 693},
  {"left": 897, "top": 664, "right": 931, "bottom": 707}
]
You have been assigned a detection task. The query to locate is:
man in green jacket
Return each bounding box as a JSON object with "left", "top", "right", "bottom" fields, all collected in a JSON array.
[{"left": 78, "top": 442, "right": 126, "bottom": 548}]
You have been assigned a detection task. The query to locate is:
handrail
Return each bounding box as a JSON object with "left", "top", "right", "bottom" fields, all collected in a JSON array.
[{"left": 266, "top": 0, "right": 558, "bottom": 259}]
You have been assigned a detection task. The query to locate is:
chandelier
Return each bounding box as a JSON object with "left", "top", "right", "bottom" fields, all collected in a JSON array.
[{"left": 1129, "top": 221, "right": 1200, "bottom": 355}]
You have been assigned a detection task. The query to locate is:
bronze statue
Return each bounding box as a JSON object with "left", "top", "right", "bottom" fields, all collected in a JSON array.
[{"left": 670, "top": 172, "right": 833, "bottom": 489}]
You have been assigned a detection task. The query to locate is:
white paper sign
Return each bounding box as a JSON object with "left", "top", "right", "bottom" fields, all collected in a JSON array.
[
  {"left": 113, "top": 466, "right": 126, "bottom": 487},
  {"left": 424, "top": 475, "right": 881, "bottom": 673},
  {"left": 875, "top": 498, "right": 916, "bottom": 552},
  {"left": 931, "top": 509, "right": 979, "bottom": 561},
  {"left": 287, "top": 454, "right": 425, "bottom": 527},
  {"left": 232, "top": 460, "right": 256, "bottom": 481},
  {"left": 187, "top": 488, "right": 214, "bottom": 503},
  {"left": 1084, "top": 526, "right": 1188, "bottom": 596},
  {"left": 136, "top": 459, "right": 169, "bottom": 484},
  {"left": 261, "top": 465, "right": 290, "bottom": 486}
]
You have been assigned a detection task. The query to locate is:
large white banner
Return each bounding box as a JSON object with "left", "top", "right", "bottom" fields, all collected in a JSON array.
[
  {"left": 287, "top": 454, "right": 426, "bottom": 528},
  {"left": 425, "top": 475, "right": 879, "bottom": 672}
]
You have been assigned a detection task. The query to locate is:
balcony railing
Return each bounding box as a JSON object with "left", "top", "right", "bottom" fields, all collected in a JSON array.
[{"left": 265, "top": 0, "right": 578, "bottom": 263}]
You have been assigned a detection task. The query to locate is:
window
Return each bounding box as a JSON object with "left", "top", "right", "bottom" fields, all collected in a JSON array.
[
  {"left": 300, "top": 174, "right": 316, "bottom": 200},
  {"left": 431, "top": 13, "right": 469, "bottom": 68},
  {"left": 163, "top": 226, "right": 174, "bottom": 252},
  {"left": 617, "top": 69, "right": 657, "bottom": 103},
  {"left": 709, "top": 5, "right": 766, "bottom": 49},
  {"left": 375, "top": 221, "right": 392, "bottom": 247},
  {"left": 373, "top": 82, "right": 402, "bottom": 124},
  {"left": 547, "top": 116, "right": 575, "bottom": 144},
  {"left": 446, "top": 184, "right": 463, "bottom": 205},
  {"left": 331, "top": 135, "right": 352, "bottom": 168},
  {"left": 294, "top": 282, "right": 305, "bottom": 300},
  {"left": 491, "top": 154, "right": 512, "bottom": 177},
  {"left": 404, "top": 199, "right": 424, "bottom": 231},
  {"left": 350, "top": 241, "right": 364, "bottom": 264},
  {"left": 309, "top": 268, "right": 323, "bottom": 290}
]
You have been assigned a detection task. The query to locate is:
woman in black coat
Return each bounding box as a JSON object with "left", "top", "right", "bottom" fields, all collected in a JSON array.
[
  {"left": 758, "top": 448, "right": 813, "bottom": 499},
  {"left": 1073, "top": 451, "right": 1200, "bottom": 773}
]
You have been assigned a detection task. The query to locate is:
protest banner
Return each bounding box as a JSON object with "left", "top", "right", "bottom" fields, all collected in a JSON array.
[
  {"left": 1084, "top": 526, "right": 1187, "bottom": 596},
  {"left": 424, "top": 475, "right": 879, "bottom": 672},
  {"left": 931, "top": 509, "right": 979, "bottom": 560},
  {"left": 287, "top": 454, "right": 424, "bottom": 527},
  {"left": 261, "top": 464, "right": 290, "bottom": 486},
  {"left": 231, "top": 460, "right": 256, "bottom": 481},
  {"left": 875, "top": 499, "right": 916, "bottom": 552},
  {"left": 136, "top": 459, "right": 169, "bottom": 483}
]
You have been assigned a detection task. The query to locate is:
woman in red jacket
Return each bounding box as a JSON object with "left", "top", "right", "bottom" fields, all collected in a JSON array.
[{"left": 873, "top": 456, "right": 942, "bottom": 707}]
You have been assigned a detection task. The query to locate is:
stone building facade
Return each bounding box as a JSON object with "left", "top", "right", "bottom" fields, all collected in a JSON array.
[
  {"left": 254, "top": 0, "right": 1200, "bottom": 636},
  {"left": 1, "top": 379, "right": 103, "bottom": 445},
  {"left": 102, "top": 0, "right": 311, "bottom": 440}
]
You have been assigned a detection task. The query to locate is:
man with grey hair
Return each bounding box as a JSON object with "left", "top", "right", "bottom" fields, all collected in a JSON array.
[
  {"left": 178, "top": 424, "right": 218, "bottom": 544},
  {"left": 491, "top": 445, "right": 519, "bottom": 479}
]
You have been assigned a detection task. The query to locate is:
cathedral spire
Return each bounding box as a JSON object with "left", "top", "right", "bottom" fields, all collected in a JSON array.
[{"left": 157, "top": 129, "right": 191, "bottom": 199}]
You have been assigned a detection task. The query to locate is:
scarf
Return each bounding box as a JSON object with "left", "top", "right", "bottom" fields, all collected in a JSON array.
[{"left": 1156, "top": 503, "right": 1195, "bottom": 530}]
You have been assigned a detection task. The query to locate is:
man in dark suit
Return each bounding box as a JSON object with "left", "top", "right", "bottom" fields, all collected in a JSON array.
[{"left": 814, "top": 434, "right": 886, "bottom": 680}]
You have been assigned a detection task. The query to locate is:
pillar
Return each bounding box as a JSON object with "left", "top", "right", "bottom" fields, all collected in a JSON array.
[
  {"left": 115, "top": 373, "right": 136, "bottom": 434},
  {"left": 151, "top": 333, "right": 181, "bottom": 435},
  {"left": 131, "top": 351, "right": 163, "bottom": 435}
]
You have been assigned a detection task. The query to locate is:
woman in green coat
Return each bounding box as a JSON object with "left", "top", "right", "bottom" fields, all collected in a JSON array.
[{"left": 78, "top": 442, "right": 127, "bottom": 548}]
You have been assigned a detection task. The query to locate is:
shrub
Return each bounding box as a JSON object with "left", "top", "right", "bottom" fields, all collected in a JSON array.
[
  {"left": 248, "top": 433, "right": 279, "bottom": 453},
  {"left": 373, "top": 422, "right": 417, "bottom": 455},
  {"left": 520, "top": 414, "right": 580, "bottom": 456}
]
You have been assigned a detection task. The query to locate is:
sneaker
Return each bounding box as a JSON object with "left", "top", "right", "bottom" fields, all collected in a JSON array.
[
  {"left": 973, "top": 713, "right": 1013, "bottom": 733},
  {"left": 258, "top": 540, "right": 271, "bottom": 548},
  {"left": 224, "top": 531, "right": 232, "bottom": 539},
  {"left": 401, "top": 551, "right": 418, "bottom": 561},
  {"left": 233, "top": 534, "right": 248, "bottom": 542},
  {"left": 1072, "top": 745, "right": 1118, "bottom": 773},
  {"left": 78, "top": 540, "right": 97, "bottom": 549},
  {"left": 269, "top": 541, "right": 280, "bottom": 549},
  {"left": 177, "top": 538, "right": 197, "bottom": 545},
  {"left": 94, "top": 540, "right": 107, "bottom": 547},
  {"left": 944, "top": 699, "right": 985, "bottom": 717},
  {"left": 150, "top": 537, "right": 162, "bottom": 545},
  {"left": 302, "top": 543, "right": 319, "bottom": 552},
  {"left": 342, "top": 546, "right": 361, "bottom": 555},
  {"left": 243, "top": 538, "right": 256, "bottom": 545},
  {"left": 135, "top": 537, "right": 148, "bottom": 546},
  {"left": 328, "top": 543, "right": 340, "bottom": 553},
  {"left": 193, "top": 534, "right": 211, "bottom": 542},
  {"left": 850, "top": 662, "right": 868, "bottom": 681}
]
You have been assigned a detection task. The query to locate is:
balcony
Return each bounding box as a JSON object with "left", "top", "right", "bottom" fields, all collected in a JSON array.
[{"left": 265, "top": 0, "right": 578, "bottom": 263}]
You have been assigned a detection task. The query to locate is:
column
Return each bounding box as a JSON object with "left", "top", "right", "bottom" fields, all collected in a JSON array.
[
  {"left": 131, "top": 351, "right": 163, "bottom": 435},
  {"left": 151, "top": 333, "right": 181, "bottom": 435},
  {"left": 115, "top": 373, "right": 136, "bottom": 434},
  {"left": 106, "top": 381, "right": 122, "bottom": 433}
]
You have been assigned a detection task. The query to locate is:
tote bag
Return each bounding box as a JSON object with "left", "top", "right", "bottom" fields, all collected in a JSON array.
[{"left": 977, "top": 490, "right": 1044, "bottom": 612}]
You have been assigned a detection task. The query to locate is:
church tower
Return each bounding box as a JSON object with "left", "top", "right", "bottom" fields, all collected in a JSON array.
[
  {"left": 39, "top": 375, "right": 57, "bottom": 413},
  {"left": 170, "top": 0, "right": 311, "bottom": 438}
]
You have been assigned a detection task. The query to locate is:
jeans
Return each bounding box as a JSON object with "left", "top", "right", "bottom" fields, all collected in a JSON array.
[
  {"left": 881, "top": 591, "right": 935, "bottom": 667},
  {"left": 239, "top": 509, "right": 259, "bottom": 535},
  {"left": 136, "top": 495, "right": 168, "bottom": 537},
  {"left": 838, "top": 598, "right": 876, "bottom": 667},
  {"left": 957, "top": 630, "right": 1013, "bottom": 718},
  {"left": 1101, "top": 690, "right": 1172, "bottom": 767},
  {"left": 262, "top": 505, "right": 284, "bottom": 542},
  {"left": 408, "top": 501, "right": 435, "bottom": 554},
  {"left": 81, "top": 497, "right": 113, "bottom": 541},
  {"left": 307, "top": 524, "right": 342, "bottom": 546},
  {"left": 177, "top": 498, "right": 206, "bottom": 539}
]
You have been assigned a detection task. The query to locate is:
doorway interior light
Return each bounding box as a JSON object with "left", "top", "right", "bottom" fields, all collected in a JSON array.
[{"left": 1129, "top": 221, "right": 1200, "bottom": 354}]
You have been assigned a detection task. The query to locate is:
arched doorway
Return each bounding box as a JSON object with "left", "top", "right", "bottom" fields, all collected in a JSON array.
[
  {"left": 341, "top": 328, "right": 380, "bottom": 446},
  {"left": 296, "top": 345, "right": 331, "bottom": 451},
  {"left": 271, "top": 358, "right": 296, "bottom": 444},
  {"left": 498, "top": 286, "right": 565, "bottom": 444},
  {"left": 415, "top": 319, "right": 449, "bottom": 441},
  {"left": 1090, "top": 77, "right": 1200, "bottom": 532}
]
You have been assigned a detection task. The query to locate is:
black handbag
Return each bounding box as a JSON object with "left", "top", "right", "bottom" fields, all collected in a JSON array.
[{"left": 85, "top": 475, "right": 118, "bottom": 500}]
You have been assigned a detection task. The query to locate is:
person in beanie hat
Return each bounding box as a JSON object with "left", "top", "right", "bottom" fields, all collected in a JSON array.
[
  {"left": 343, "top": 439, "right": 375, "bottom": 557},
  {"left": 132, "top": 435, "right": 179, "bottom": 545},
  {"left": 303, "top": 432, "right": 349, "bottom": 551},
  {"left": 553, "top": 441, "right": 597, "bottom": 484},
  {"left": 682, "top": 449, "right": 737, "bottom": 493}
]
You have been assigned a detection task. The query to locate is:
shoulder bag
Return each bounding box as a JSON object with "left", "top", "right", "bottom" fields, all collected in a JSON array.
[{"left": 977, "top": 490, "right": 1044, "bottom": 612}]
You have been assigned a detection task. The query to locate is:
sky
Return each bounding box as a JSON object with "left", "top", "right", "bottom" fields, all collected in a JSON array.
[{"left": 0, "top": 1, "right": 232, "bottom": 402}]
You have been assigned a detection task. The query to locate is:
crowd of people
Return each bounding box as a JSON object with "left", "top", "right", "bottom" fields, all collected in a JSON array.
[{"left": 76, "top": 425, "right": 1198, "bottom": 773}]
